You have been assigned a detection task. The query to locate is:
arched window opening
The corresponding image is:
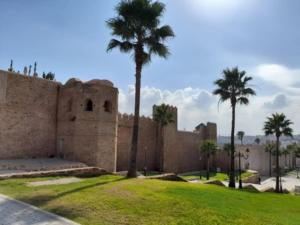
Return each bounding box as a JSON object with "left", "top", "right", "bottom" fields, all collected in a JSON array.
[
  {"left": 104, "top": 100, "right": 112, "bottom": 113},
  {"left": 85, "top": 99, "right": 93, "bottom": 112}
]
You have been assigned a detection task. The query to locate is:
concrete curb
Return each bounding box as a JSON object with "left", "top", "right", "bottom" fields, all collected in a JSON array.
[{"left": 0, "top": 194, "right": 81, "bottom": 225}]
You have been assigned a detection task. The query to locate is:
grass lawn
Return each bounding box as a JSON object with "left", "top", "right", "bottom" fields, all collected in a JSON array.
[
  {"left": 179, "top": 171, "right": 253, "bottom": 181},
  {"left": 0, "top": 175, "right": 300, "bottom": 225}
]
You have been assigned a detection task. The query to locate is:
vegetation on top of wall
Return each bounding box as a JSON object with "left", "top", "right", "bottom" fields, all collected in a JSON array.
[{"left": 42, "top": 72, "right": 55, "bottom": 81}]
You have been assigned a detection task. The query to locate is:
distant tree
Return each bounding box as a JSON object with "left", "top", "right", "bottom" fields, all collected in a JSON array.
[
  {"left": 200, "top": 140, "right": 218, "bottom": 180},
  {"left": 8, "top": 60, "right": 13, "bottom": 72},
  {"left": 223, "top": 143, "right": 231, "bottom": 157},
  {"left": 213, "top": 67, "right": 256, "bottom": 188},
  {"left": 44, "top": 72, "right": 55, "bottom": 80},
  {"left": 254, "top": 137, "right": 261, "bottom": 145},
  {"left": 294, "top": 144, "right": 300, "bottom": 158},
  {"left": 263, "top": 113, "right": 293, "bottom": 193},
  {"left": 237, "top": 131, "right": 245, "bottom": 145},
  {"left": 264, "top": 142, "right": 275, "bottom": 177},
  {"left": 28, "top": 65, "right": 32, "bottom": 76},
  {"left": 33, "top": 62, "right": 38, "bottom": 77},
  {"left": 153, "top": 104, "right": 174, "bottom": 171},
  {"left": 107, "top": 0, "right": 174, "bottom": 178},
  {"left": 281, "top": 147, "right": 290, "bottom": 167}
]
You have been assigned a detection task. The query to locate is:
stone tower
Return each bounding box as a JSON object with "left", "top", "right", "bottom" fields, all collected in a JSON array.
[{"left": 56, "top": 78, "right": 118, "bottom": 172}]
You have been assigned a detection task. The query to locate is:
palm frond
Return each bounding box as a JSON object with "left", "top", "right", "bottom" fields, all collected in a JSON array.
[{"left": 107, "top": 39, "right": 134, "bottom": 52}]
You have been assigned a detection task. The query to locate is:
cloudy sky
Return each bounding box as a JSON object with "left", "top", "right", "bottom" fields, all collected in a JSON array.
[{"left": 1, "top": 0, "right": 300, "bottom": 135}]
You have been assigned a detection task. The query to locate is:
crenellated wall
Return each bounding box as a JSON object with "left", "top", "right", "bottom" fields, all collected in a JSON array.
[
  {"left": 0, "top": 69, "right": 217, "bottom": 173},
  {"left": 117, "top": 105, "right": 218, "bottom": 173},
  {"left": 56, "top": 78, "right": 118, "bottom": 172},
  {"left": 117, "top": 113, "right": 158, "bottom": 171},
  {"left": 0, "top": 70, "right": 59, "bottom": 159}
]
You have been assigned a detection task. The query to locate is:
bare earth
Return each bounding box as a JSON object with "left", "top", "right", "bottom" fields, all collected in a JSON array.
[{"left": 26, "top": 177, "right": 82, "bottom": 187}]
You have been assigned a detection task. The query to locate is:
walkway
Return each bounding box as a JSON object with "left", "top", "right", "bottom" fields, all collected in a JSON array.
[
  {"left": 221, "top": 171, "right": 300, "bottom": 192},
  {"left": 0, "top": 194, "right": 80, "bottom": 225}
]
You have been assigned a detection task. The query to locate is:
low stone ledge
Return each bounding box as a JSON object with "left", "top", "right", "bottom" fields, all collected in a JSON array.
[{"left": 0, "top": 167, "right": 108, "bottom": 179}]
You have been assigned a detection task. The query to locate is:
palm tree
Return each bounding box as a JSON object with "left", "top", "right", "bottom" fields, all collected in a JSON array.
[
  {"left": 264, "top": 142, "right": 275, "bottom": 177},
  {"left": 200, "top": 140, "right": 218, "bottom": 180},
  {"left": 254, "top": 137, "right": 261, "bottom": 145},
  {"left": 153, "top": 104, "right": 174, "bottom": 171},
  {"left": 213, "top": 67, "right": 256, "bottom": 188},
  {"left": 263, "top": 113, "right": 293, "bottom": 193},
  {"left": 237, "top": 131, "right": 245, "bottom": 145},
  {"left": 107, "top": 0, "right": 174, "bottom": 177},
  {"left": 281, "top": 147, "right": 290, "bottom": 167}
]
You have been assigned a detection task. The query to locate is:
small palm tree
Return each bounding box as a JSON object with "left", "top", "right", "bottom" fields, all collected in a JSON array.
[
  {"left": 213, "top": 67, "right": 256, "bottom": 188},
  {"left": 153, "top": 104, "right": 174, "bottom": 171},
  {"left": 281, "top": 147, "right": 290, "bottom": 167},
  {"left": 107, "top": 0, "right": 175, "bottom": 177},
  {"left": 263, "top": 113, "right": 293, "bottom": 193},
  {"left": 264, "top": 142, "right": 275, "bottom": 177},
  {"left": 200, "top": 140, "right": 218, "bottom": 180},
  {"left": 254, "top": 137, "right": 261, "bottom": 145},
  {"left": 237, "top": 131, "right": 245, "bottom": 145}
]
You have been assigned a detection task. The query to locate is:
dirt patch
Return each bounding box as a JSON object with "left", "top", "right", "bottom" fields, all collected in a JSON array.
[{"left": 26, "top": 177, "right": 82, "bottom": 187}]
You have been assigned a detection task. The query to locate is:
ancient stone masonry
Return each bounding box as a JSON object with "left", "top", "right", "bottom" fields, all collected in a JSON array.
[{"left": 0, "top": 69, "right": 217, "bottom": 173}]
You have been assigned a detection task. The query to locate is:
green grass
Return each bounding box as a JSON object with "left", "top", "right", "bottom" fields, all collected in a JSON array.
[
  {"left": 0, "top": 175, "right": 300, "bottom": 225},
  {"left": 179, "top": 171, "right": 253, "bottom": 181}
]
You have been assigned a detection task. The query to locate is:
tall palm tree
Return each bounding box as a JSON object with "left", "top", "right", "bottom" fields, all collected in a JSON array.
[
  {"left": 237, "top": 131, "right": 245, "bottom": 145},
  {"left": 200, "top": 140, "right": 218, "bottom": 180},
  {"left": 153, "top": 104, "right": 174, "bottom": 171},
  {"left": 263, "top": 113, "right": 293, "bottom": 193},
  {"left": 213, "top": 67, "right": 256, "bottom": 188},
  {"left": 264, "top": 142, "right": 275, "bottom": 177},
  {"left": 107, "top": 0, "right": 174, "bottom": 177}
]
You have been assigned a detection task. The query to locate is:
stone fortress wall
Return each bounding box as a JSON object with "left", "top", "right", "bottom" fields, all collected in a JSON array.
[
  {"left": 0, "top": 70, "right": 59, "bottom": 159},
  {"left": 0, "top": 70, "right": 217, "bottom": 173}
]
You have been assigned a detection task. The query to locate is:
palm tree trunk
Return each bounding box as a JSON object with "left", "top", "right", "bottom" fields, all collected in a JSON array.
[
  {"left": 275, "top": 136, "right": 280, "bottom": 192},
  {"left": 160, "top": 125, "right": 165, "bottom": 172},
  {"left": 206, "top": 155, "right": 210, "bottom": 180},
  {"left": 229, "top": 104, "right": 236, "bottom": 188},
  {"left": 127, "top": 54, "right": 142, "bottom": 178},
  {"left": 269, "top": 151, "right": 272, "bottom": 177},
  {"left": 155, "top": 124, "right": 160, "bottom": 171}
]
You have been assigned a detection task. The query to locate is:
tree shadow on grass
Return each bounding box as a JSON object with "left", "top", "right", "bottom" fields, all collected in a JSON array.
[{"left": 19, "top": 177, "right": 126, "bottom": 207}]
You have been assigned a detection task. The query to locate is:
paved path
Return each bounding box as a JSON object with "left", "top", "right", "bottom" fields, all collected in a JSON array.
[
  {"left": 0, "top": 194, "right": 80, "bottom": 225},
  {"left": 221, "top": 171, "right": 300, "bottom": 192}
]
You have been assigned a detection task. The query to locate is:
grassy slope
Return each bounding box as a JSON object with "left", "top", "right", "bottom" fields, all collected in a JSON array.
[
  {"left": 179, "top": 171, "right": 253, "bottom": 181},
  {"left": 0, "top": 175, "right": 299, "bottom": 225}
]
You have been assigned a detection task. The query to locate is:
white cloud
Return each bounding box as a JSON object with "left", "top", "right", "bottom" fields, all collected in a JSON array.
[
  {"left": 263, "top": 94, "right": 290, "bottom": 109},
  {"left": 254, "top": 64, "right": 300, "bottom": 94},
  {"left": 119, "top": 84, "right": 300, "bottom": 136}
]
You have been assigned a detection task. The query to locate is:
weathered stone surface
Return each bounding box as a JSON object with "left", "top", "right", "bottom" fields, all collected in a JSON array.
[
  {"left": 0, "top": 167, "right": 108, "bottom": 180},
  {"left": 0, "top": 70, "right": 217, "bottom": 174}
]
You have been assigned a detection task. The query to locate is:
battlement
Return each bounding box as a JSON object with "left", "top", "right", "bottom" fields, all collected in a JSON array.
[
  {"left": 0, "top": 68, "right": 218, "bottom": 174},
  {"left": 118, "top": 113, "right": 155, "bottom": 123}
]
